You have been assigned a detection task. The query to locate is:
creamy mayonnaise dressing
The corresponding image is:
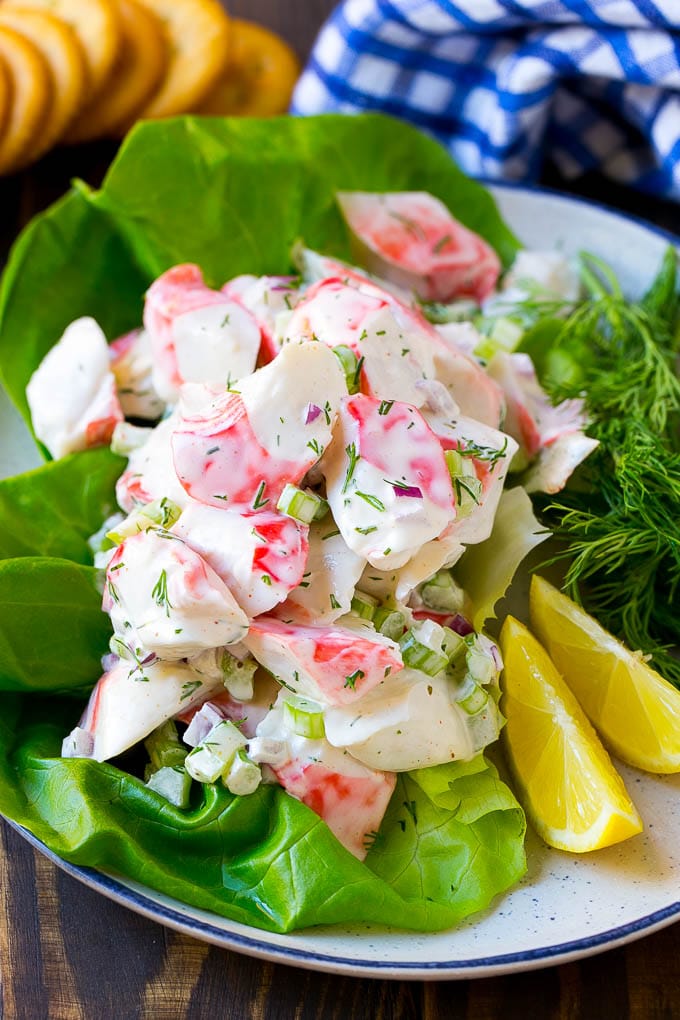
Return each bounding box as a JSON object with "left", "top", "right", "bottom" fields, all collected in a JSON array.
[{"left": 38, "top": 194, "right": 597, "bottom": 861}]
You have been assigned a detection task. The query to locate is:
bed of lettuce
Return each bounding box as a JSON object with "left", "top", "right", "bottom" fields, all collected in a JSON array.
[{"left": 0, "top": 114, "right": 527, "bottom": 934}]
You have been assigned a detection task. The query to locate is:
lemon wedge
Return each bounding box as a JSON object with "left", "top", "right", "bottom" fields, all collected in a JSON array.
[
  {"left": 500, "top": 615, "right": 643, "bottom": 852},
  {"left": 530, "top": 575, "right": 680, "bottom": 774}
]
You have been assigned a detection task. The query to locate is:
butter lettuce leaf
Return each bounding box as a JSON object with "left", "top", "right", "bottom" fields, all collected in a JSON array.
[
  {"left": 0, "top": 113, "right": 525, "bottom": 932},
  {"left": 0, "top": 448, "right": 123, "bottom": 562},
  {"left": 0, "top": 698, "right": 525, "bottom": 934},
  {"left": 0, "top": 114, "right": 517, "bottom": 426}
]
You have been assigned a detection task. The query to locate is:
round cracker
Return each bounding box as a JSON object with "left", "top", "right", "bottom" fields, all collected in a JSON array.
[
  {"left": 5, "top": 0, "right": 121, "bottom": 94},
  {"left": 66, "top": 0, "right": 166, "bottom": 142},
  {"left": 198, "top": 18, "right": 300, "bottom": 117},
  {"left": 0, "top": 25, "right": 51, "bottom": 173},
  {"left": 0, "top": 7, "right": 87, "bottom": 154},
  {"left": 0, "top": 55, "right": 9, "bottom": 140},
  {"left": 134, "top": 0, "right": 229, "bottom": 119}
]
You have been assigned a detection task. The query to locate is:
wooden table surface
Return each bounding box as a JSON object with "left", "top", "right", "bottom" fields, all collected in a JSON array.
[{"left": 2, "top": 2, "right": 680, "bottom": 1017}]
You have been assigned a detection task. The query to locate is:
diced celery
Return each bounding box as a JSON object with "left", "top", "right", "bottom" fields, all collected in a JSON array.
[
  {"left": 399, "top": 621, "right": 448, "bottom": 677},
  {"left": 465, "top": 634, "right": 498, "bottom": 687},
  {"left": 220, "top": 651, "right": 257, "bottom": 701},
  {"left": 185, "top": 745, "right": 225, "bottom": 784},
  {"left": 420, "top": 570, "right": 465, "bottom": 614},
  {"left": 373, "top": 606, "right": 405, "bottom": 641},
  {"left": 106, "top": 497, "right": 181, "bottom": 545},
  {"left": 186, "top": 720, "right": 247, "bottom": 783},
  {"left": 454, "top": 675, "right": 489, "bottom": 715},
  {"left": 277, "top": 483, "right": 328, "bottom": 523},
  {"left": 351, "top": 590, "right": 379, "bottom": 620},
  {"left": 283, "top": 695, "right": 326, "bottom": 739},
  {"left": 146, "top": 765, "right": 192, "bottom": 808},
  {"left": 144, "top": 720, "right": 187, "bottom": 771},
  {"left": 441, "top": 626, "right": 466, "bottom": 664},
  {"left": 332, "top": 345, "right": 361, "bottom": 394},
  {"left": 223, "top": 749, "right": 262, "bottom": 796}
]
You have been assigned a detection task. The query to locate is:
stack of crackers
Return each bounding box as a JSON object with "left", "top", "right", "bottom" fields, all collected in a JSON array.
[{"left": 0, "top": 0, "right": 300, "bottom": 174}]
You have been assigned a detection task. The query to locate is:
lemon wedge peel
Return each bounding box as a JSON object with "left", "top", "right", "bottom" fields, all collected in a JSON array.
[
  {"left": 530, "top": 575, "right": 680, "bottom": 774},
  {"left": 500, "top": 615, "right": 643, "bottom": 853}
]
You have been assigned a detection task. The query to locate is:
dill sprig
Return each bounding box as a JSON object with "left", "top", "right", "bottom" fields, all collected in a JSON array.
[{"left": 532, "top": 247, "right": 680, "bottom": 685}]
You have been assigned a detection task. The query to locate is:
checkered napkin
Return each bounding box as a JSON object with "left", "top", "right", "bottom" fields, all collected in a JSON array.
[{"left": 291, "top": 1, "right": 680, "bottom": 200}]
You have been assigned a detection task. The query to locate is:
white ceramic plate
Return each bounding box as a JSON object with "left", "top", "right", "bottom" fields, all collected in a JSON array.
[{"left": 1, "top": 183, "right": 679, "bottom": 980}]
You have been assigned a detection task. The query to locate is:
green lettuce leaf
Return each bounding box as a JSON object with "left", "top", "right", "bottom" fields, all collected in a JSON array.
[
  {"left": 0, "top": 559, "right": 109, "bottom": 693},
  {"left": 0, "top": 114, "right": 518, "bottom": 425},
  {"left": 455, "top": 487, "right": 549, "bottom": 630},
  {"left": 0, "top": 113, "right": 525, "bottom": 932},
  {"left": 0, "top": 448, "right": 123, "bottom": 562},
  {"left": 0, "top": 697, "right": 524, "bottom": 934}
]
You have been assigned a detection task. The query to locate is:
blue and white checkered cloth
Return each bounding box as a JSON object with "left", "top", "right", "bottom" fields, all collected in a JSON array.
[{"left": 291, "top": 1, "right": 680, "bottom": 200}]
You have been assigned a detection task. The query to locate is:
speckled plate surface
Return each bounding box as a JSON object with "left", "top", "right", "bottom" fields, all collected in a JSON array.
[{"left": 1, "top": 184, "right": 679, "bottom": 979}]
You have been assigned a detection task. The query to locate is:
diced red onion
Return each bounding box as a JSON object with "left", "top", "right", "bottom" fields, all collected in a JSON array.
[
  {"left": 305, "top": 403, "right": 322, "bottom": 424},
  {"left": 393, "top": 483, "right": 422, "bottom": 498},
  {"left": 448, "top": 613, "right": 474, "bottom": 636},
  {"left": 182, "top": 701, "right": 227, "bottom": 747},
  {"left": 270, "top": 277, "right": 298, "bottom": 292}
]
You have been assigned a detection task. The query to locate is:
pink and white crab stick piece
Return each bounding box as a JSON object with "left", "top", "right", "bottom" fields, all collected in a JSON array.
[
  {"left": 115, "top": 412, "right": 190, "bottom": 512},
  {"left": 26, "top": 317, "right": 123, "bottom": 459},
  {"left": 144, "top": 263, "right": 261, "bottom": 403},
  {"left": 279, "top": 518, "right": 365, "bottom": 624},
  {"left": 171, "top": 340, "right": 347, "bottom": 511},
  {"left": 284, "top": 273, "right": 505, "bottom": 428},
  {"left": 336, "top": 191, "right": 501, "bottom": 303},
  {"left": 104, "top": 529, "right": 249, "bottom": 660},
  {"left": 257, "top": 694, "right": 396, "bottom": 860},
  {"left": 109, "top": 328, "right": 166, "bottom": 420},
  {"left": 173, "top": 504, "right": 309, "bottom": 618},
  {"left": 244, "top": 616, "right": 403, "bottom": 707},
  {"left": 322, "top": 394, "right": 456, "bottom": 570},
  {"left": 282, "top": 276, "right": 438, "bottom": 408},
  {"left": 487, "top": 351, "right": 597, "bottom": 488},
  {"left": 423, "top": 407, "right": 518, "bottom": 544},
  {"left": 62, "top": 658, "right": 224, "bottom": 763},
  {"left": 222, "top": 274, "right": 301, "bottom": 363}
]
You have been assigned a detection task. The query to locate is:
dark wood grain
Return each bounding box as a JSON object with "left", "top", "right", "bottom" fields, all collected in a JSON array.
[{"left": 1, "top": 1, "right": 680, "bottom": 1017}]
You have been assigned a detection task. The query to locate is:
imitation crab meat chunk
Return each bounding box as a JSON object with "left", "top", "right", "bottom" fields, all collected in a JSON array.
[
  {"left": 109, "top": 328, "right": 166, "bottom": 420},
  {"left": 258, "top": 694, "right": 396, "bottom": 860},
  {"left": 115, "top": 412, "right": 190, "bottom": 513},
  {"left": 144, "top": 263, "right": 261, "bottom": 402},
  {"left": 62, "top": 658, "right": 224, "bottom": 763},
  {"left": 278, "top": 518, "right": 366, "bottom": 625},
  {"left": 323, "top": 666, "right": 501, "bottom": 772},
  {"left": 283, "top": 276, "right": 438, "bottom": 408},
  {"left": 222, "top": 274, "right": 301, "bottom": 363},
  {"left": 171, "top": 340, "right": 346, "bottom": 511},
  {"left": 173, "top": 503, "right": 309, "bottom": 617},
  {"left": 104, "top": 529, "right": 249, "bottom": 661},
  {"left": 322, "top": 394, "right": 455, "bottom": 570},
  {"left": 26, "top": 317, "right": 123, "bottom": 459},
  {"left": 487, "top": 351, "right": 597, "bottom": 487},
  {"left": 336, "top": 191, "right": 501, "bottom": 303},
  {"left": 244, "top": 616, "right": 403, "bottom": 707},
  {"left": 423, "top": 408, "right": 519, "bottom": 545}
]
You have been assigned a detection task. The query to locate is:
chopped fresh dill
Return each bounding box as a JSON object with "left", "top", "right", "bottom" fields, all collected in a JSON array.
[
  {"left": 342, "top": 442, "right": 360, "bottom": 493},
  {"left": 532, "top": 248, "right": 680, "bottom": 685}
]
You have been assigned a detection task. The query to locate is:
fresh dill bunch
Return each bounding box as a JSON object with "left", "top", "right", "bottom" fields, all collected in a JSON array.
[{"left": 531, "top": 247, "right": 680, "bottom": 686}]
